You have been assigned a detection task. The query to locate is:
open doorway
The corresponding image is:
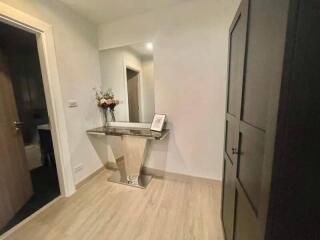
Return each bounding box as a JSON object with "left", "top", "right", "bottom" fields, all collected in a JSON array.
[
  {"left": 0, "top": 21, "right": 60, "bottom": 234},
  {"left": 126, "top": 68, "right": 140, "bottom": 122}
]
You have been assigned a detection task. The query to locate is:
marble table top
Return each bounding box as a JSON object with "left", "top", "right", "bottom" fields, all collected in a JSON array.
[{"left": 87, "top": 126, "right": 169, "bottom": 140}]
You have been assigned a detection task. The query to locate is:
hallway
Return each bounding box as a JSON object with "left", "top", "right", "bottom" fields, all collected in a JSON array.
[{"left": 3, "top": 170, "right": 223, "bottom": 240}]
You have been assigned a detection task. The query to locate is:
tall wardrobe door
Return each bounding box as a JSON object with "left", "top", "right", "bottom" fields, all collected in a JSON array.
[
  {"left": 221, "top": 1, "right": 248, "bottom": 240},
  {"left": 232, "top": 0, "right": 290, "bottom": 239},
  {"left": 232, "top": 0, "right": 269, "bottom": 238}
]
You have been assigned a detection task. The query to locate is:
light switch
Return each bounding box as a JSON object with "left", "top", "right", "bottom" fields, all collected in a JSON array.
[{"left": 68, "top": 100, "right": 78, "bottom": 108}]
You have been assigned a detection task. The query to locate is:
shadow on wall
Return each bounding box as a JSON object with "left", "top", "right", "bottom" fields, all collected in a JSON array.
[
  {"left": 144, "top": 122, "right": 190, "bottom": 176},
  {"left": 87, "top": 135, "right": 123, "bottom": 165},
  {"left": 144, "top": 134, "right": 170, "bottom": 172},
  {"left": 144, "top": 126, "right": 174, "bottom": 172}
]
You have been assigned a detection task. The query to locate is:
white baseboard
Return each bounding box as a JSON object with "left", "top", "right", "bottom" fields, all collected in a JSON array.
[
  {"left": 105, "top": 161, "right": 220, "bottom": 185},
  {"left": 75, "top": 165, "right": 107, "bottom": 189}
]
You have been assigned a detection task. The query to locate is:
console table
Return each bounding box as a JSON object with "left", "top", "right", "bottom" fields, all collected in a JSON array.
[{"left": 87, "top": 126, "right": 169, "bottom": 188}]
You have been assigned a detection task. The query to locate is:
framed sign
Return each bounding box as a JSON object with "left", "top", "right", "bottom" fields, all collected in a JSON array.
[{"left": 150, "top": 114, "right": 166, "bottom": 132}]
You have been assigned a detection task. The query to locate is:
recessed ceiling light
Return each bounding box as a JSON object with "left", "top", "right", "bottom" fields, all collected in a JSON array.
[{"left": 146, "top": 42, "right": 153, "bottom": 51}]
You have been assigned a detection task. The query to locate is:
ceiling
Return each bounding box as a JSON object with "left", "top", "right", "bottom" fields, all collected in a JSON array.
[
  {"left": 128, "top": 42, "right": 153, "bottom": 58},
  {"left": 59, "top": 0, "right": 189, "bottom": 24}
]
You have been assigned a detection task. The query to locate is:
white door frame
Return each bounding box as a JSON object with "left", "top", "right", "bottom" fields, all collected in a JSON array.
[
  {"left": 0, "top": 2, "right": 75, "bottom": 197},
  {"left": 123, "top": 64, "right": 142, "bottom": 122}
]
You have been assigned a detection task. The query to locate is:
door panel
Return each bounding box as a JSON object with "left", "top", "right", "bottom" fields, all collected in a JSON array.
[
  {"left": 222, "top": 1, "right": 248, "bottom": 239},
  {"left": 222, "top": 158, "right": 236, "bottom": 240},
  {"left": 237, "top": 123, "right": 265, "bottom": 210},
  {"left": 234, "top": 190, "right": 260, "bottom": 240},
  {"left": 227, "top": 8, "right": 247, "bottom": 117},
  {"left": 0, "top": 49, "right": 33, "bottom": 229},
  {"left": 225, "top": 119, "right": 239, "bottom": 164},
  {"left": 240, "top": 0, "right": 274, "bottom": 131}
]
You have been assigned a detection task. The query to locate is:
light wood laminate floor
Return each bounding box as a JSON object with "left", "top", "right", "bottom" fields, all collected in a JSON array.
[{"left": 3, "top": 170, "right": 224, "bottom": 240}]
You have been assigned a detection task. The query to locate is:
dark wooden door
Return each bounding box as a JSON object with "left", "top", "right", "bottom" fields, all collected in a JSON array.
[
  {"left": 222, "top": 0, "right": 291, "bottom": 239},
  {"left": 221, "top": 1, "right": 248, "bottom": 240},
  {"left": 0, "top": 48, "right": 33, "bottom": 229},
  {"left": 265, "top": 0, "right": 320, "bottom": 239},
  {"left": 221, "top": 0, "right": 320, "bottom": 239},
  {"left": 233, "top": 0, "right": 291, "bottom": 238}
]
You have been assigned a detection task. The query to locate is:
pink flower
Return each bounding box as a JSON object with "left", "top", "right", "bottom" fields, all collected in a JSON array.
[
  {"left": 100, "top": 99, "right": 107, "bottom": 104},
  {"left": 106, "top": 99, "right": 113, "bottom": 105}
]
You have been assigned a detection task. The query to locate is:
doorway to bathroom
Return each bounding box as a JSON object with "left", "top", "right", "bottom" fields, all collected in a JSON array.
[
  {"left": 0, "top": 21, "right": 60, "bottom": 234},
  {"left": 126, "top": 68, "right": 140, "bottom": 122}
]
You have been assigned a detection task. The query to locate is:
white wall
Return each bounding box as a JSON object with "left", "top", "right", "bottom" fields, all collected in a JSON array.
[
  {"left": 0, "top": 0, "right": 104, "bottom": 184},
  {"left": 1, "top": 0, "right": 240, "bottom": 184},
  {"left": 98, "top": 0, "right": 240, "bottom": 180}
]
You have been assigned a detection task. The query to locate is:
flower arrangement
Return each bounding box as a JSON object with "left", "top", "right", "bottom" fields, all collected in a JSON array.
[{"left": 95, "top": 88, "right": 120, "bottom": 124}]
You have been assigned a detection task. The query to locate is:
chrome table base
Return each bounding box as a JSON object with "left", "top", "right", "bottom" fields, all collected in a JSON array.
[
  {"left": 86, "top": 126, "right": 169, "bottom": 189},
  {"left": 108, "top": 135, "right": 151, "bottom": 188},
  {"left": 108, "top": 172, "right": 152, "bottom": 189}
]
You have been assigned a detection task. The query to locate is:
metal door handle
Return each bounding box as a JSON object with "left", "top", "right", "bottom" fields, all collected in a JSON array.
[
  {"left": 232, "top": 148, "right": 242, "bottom": 155},
  {"left": 13, "top": 121, "right": 24, "bottom": 131},
  {"left": 13, "top": 121, "right": 24, "bottom": 126}
]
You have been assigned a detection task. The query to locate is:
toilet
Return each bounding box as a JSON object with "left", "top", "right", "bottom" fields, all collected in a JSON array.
[{"left": 24, "top": 144, "right": 42, "bottom": 170}]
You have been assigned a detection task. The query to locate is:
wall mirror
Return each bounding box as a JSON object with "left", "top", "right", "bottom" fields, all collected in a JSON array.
[{"left": 99, "top": 42, "right": 155, "bottom": 123}]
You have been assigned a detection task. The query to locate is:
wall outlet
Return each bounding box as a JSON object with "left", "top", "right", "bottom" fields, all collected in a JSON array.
[{"left": 74, "top": 164, "right": 83, "bottom": 173}]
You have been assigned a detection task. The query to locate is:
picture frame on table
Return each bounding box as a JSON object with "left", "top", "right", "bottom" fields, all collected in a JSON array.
[{"left": 150, "top": 114, "right": 166, "bottom": 132}]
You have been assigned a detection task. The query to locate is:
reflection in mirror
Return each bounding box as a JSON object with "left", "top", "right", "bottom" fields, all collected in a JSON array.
[{"left": 99, "top": 42, "right": 155, "bottom": 123}]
